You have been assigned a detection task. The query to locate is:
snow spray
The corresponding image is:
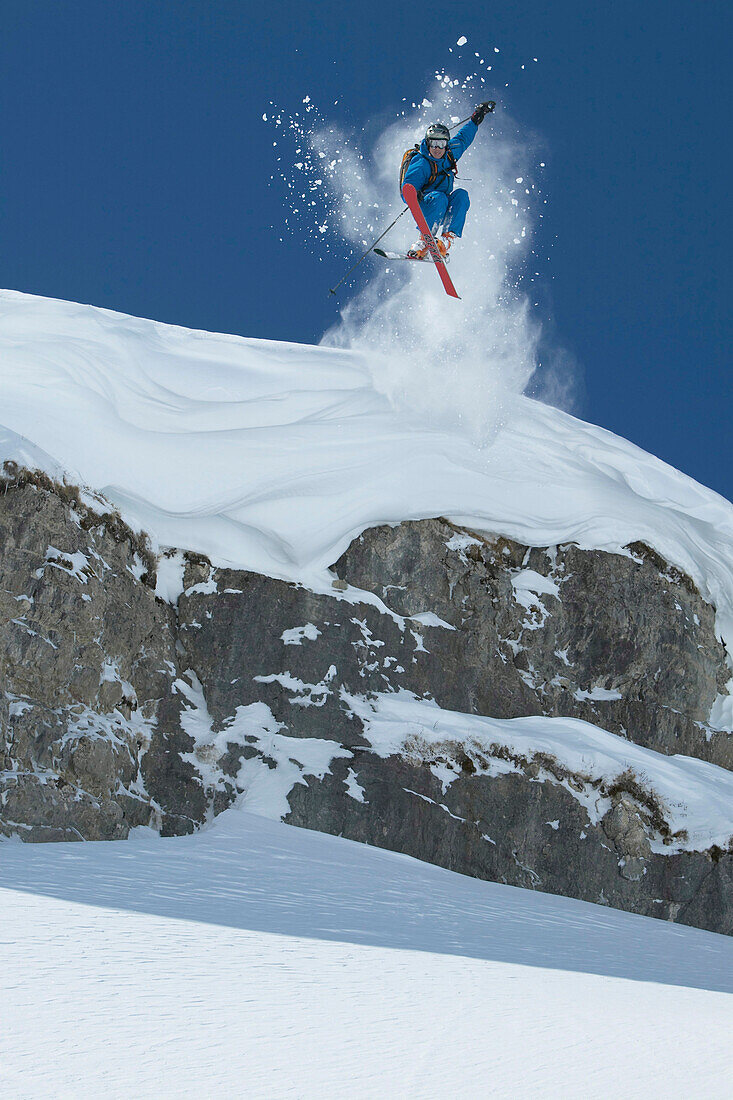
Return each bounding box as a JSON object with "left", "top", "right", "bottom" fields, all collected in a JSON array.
[{"left": 268, "top": 68, "right": 548, "bottom": 445}]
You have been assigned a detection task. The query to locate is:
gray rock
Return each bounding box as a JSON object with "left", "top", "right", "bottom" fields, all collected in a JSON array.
[
  {"left": 1, "top": 471, "right": 731, "bottom": 935},
  {"left": 0, "top": 772, "right": 126, "bottom": 842},
  {"left": 0, "top": 472, "right": 207, "bottom": 840},
  {"left": 334, "top": 520, "right": 731, "bottom": 765},
  {"left": 603, "top": 796, "right": 652, "bottom": 860}
]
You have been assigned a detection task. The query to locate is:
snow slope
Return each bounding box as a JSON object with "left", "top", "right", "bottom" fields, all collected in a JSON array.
[
  {"left": 1, "top": 289, "right": 732, "bottom": 672},
  {"left": 1, "top": 811, "right": 732, "bottom": 1099},
  {"left": 2, "top": 290, "right": 732, "bottom": 1096}
]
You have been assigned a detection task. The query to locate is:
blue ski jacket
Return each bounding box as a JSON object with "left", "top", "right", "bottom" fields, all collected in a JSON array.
[{"left": 401, "top": 120, "right": 478, "bottom": 200}]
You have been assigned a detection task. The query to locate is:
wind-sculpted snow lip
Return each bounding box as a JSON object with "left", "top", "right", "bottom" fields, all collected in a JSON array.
[{"left": 1, "top": 288, "right": 732, "bottom": 678}]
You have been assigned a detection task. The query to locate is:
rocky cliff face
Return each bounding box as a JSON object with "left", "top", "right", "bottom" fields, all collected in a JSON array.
[
  {"left": 0, "top": 468, "right": 208, "bottom": 840},
  {"left": 1, "top": 464, "right": 731, "bottom": 933}
]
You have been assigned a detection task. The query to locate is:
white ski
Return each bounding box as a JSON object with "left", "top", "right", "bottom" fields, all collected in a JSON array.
[{"left": 373, "top": 247, "right": 449, "bottom": 265}]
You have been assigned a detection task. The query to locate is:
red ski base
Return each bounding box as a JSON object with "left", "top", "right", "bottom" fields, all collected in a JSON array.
[{"left": 401, "top": 184, "right": 460, "bottom": 299}]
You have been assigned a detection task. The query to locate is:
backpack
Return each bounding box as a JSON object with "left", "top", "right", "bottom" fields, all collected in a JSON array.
[{"left": 399, "top": 144, "right": 458, "bottom": 195}]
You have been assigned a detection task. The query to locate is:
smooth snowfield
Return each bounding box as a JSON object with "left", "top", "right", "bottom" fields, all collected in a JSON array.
[
  {"left": 1, "top": 812, "right": 732, "bottom": 1099},
  {"left": 1, "top": 289, "right": 733, "bottom": 668}
]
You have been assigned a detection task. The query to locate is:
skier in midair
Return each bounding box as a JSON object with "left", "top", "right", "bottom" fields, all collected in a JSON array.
[{"left": 402, "top": 101, "right": 495, "bottom": 260}]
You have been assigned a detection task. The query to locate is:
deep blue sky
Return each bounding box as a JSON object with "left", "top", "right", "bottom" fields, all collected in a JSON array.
[{"left": 1, "top": 1, "right": 730, "bottom": 500}]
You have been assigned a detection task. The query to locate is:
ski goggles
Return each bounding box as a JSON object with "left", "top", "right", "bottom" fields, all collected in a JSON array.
[{"left": 428, "top": 138, "right": 448, "bottom": 149}]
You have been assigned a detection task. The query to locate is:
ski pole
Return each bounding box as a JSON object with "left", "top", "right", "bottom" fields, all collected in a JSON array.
[
  {"left": 449, "top": 103, "right": 496, "bottom": 131},
  {"left": 329, "top": 207, "right": 408, "bottom": 296}
]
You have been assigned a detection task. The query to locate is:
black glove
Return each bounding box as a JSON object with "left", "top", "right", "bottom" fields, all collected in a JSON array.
[{"left": 471, "top": 101, "right": 496, "bottom": 125}]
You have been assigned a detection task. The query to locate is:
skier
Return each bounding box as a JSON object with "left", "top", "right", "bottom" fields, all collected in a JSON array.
[{"left": 402, "top": 101, "right": 495, "bottom": 260}]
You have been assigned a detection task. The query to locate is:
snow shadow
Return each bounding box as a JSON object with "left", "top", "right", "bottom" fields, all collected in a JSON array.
[{"left": 1, "top": 811, "right": 731, "bottom": 994}]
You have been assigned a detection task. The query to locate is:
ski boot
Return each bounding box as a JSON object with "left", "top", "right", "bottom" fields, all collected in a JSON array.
[
  {"left": 439, "top": 231, "right": 457, "bottom": 255},
  {"left": 407, "top": 236, "right": 430, "bottom": 261}
]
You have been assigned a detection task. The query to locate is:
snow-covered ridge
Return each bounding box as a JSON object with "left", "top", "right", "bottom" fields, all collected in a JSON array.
[
  {"left": 1, "top": 288, "right": 732, "bottom": 672},
  {"left": 345, "top": 691, "right": 733, "bottom": 854},
  {"left": 173, "top": 675, "right": 733, "bottom": 854}
]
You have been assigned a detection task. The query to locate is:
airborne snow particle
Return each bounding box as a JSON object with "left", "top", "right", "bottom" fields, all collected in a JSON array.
[{"left": 456, "top": 36, "right": 467, "bottom": 46}]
